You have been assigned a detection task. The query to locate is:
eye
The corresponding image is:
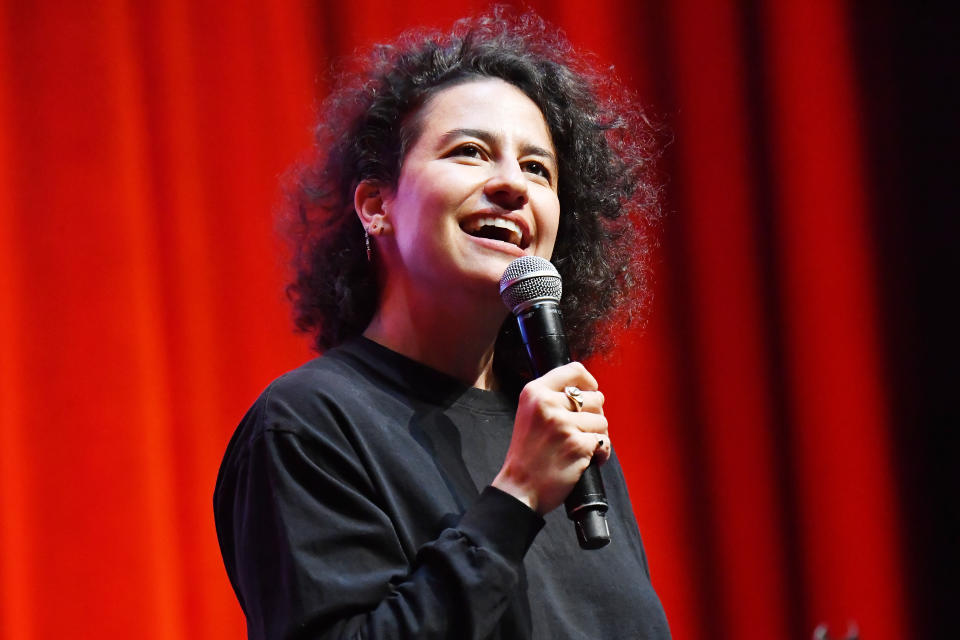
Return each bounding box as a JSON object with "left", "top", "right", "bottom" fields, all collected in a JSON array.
[
  {"left": 450, "top": 143, "right": 486, "bottom": 159},
  {"left": 522, "top": 160, "right": 552, "bottom": 182}
]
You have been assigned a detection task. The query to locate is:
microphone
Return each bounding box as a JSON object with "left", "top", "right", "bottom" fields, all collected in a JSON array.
[{"left": 500, "top": 255, "right": 610, "bottom": 550}]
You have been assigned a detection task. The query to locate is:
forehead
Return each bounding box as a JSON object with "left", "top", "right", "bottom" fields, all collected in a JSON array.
[{"left": 414, "top": 78, "right": 554, "bottom": 151}]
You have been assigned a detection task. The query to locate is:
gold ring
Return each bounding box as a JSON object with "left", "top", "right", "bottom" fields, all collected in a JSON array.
[{"left": 564, "top": 386, "right": 585, "bottom": 412}]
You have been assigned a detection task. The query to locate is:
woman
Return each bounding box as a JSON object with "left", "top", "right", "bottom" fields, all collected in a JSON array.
[{"left": 214, "top": 9, "right": 670, "bottom": 640}]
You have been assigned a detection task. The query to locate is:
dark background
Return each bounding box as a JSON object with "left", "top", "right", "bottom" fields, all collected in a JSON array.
[{"left": 850, "top": 2, "right": 958, "bottom": 636}]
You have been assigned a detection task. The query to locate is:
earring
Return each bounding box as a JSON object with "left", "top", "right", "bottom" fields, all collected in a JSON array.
[{"left": 365, "top": 217, "right": 384, "bottom": 262}]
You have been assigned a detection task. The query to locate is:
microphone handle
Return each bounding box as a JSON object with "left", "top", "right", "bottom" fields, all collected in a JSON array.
[{"left": 515, "top": 302, "right": 610, "bottom": 550}]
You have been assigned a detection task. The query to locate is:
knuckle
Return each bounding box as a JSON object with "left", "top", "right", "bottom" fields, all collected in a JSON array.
[
  {"left": 520, "top": 383, "right": 547, "bottom": 407},
  {"left": 521, "top": 379, "right": 542, "bottom": 396},
  {"left": 581, "top": 438, "right": 599, "bottom": 459},
  {"left": 562, "top": 437, "right": 588, "bottom": 460},
  {"left": 570, "top": 361, "right": 588, "bottom": 376},
  {"left": 544, "top": 408, "right": 568, "bottom": 431},
  {"left": 518, "top": 385, "right": 535, "bottom": 406},
  {"left": 582, "top": 414, "right": 608, "bottom": 434}
]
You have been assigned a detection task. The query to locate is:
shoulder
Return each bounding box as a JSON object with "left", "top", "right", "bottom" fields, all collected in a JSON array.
[
  {"left": 215, "top": 349, "right": 392, "bottom": 503},
  {"left": 265, "top": 350, "right": 370, "bottom": 412},
  {"left": 249, "top": 348, "right": 382, "bottom": 435},
  {"left": 220, "top": 349, "right": 373, "bottom": 458}
]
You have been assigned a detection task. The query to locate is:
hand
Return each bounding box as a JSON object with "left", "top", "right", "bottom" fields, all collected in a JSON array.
[{"left": 492, "top": 362, "right": 610, "bottom": 515}]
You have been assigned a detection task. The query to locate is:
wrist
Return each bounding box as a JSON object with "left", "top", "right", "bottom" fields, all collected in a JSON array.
[{"left": 491, "top": 470, "right": 539, "bottom": 514}]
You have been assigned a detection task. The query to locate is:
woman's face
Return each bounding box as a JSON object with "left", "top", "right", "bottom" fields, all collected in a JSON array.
[{"left": 376, "top": 78, "right": 561, "bottom": 308}]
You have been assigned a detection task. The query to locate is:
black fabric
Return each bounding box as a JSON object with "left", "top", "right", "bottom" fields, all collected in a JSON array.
[{"left": 214, "top": 337, "right": 671, "bottom": 639}]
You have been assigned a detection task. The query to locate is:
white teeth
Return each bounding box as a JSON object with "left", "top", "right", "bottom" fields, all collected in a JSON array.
[{"left": 463, "top": 217, "right": 523, "bottom": 246}]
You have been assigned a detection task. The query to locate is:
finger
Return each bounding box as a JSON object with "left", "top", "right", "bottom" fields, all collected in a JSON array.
[
  {"left": 567, "top": 431, "right": 611, "bottom": 466},
  {"left": 571, "top": 412, "right": 608, "bottom": 435},
  {"left": 539, "top": 361, "right": 599, "bottom": 392},
  {"left": 558, "top": 388, "right": 604, "bottom": 414},
  {"left": 567, "top": 361, "right": 598, "bottom": 391},
  {"left": 593, "top": 434, "right": 612, "bottom": 465}
]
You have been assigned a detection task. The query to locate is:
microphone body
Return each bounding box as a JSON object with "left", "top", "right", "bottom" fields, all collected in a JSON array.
[{"left": 500, "top": 257, "right": 611, "bottom": 550}]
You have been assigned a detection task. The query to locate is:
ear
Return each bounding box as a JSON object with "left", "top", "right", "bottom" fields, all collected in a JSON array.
[{"left": 354, "top": 180, "right": 393, "bottom": 234}]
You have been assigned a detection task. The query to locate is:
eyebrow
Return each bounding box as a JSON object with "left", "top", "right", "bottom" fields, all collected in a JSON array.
[{"left": 439, "top": 128, "right": 557, "bottom": 166}]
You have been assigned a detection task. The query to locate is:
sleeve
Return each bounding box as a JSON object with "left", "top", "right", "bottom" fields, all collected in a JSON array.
[{"left": 214, "top": 387, "right": 544, "bottom": 640}]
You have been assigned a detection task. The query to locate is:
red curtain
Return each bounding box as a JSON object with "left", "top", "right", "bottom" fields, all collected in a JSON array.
[{"left": 0, "top": 1, "right": 918, "bottom": 638}]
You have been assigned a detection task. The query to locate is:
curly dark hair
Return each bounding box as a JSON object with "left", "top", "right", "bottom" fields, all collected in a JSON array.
[{"left": 282, "top": 7, "right": 662, "bottom": 388}]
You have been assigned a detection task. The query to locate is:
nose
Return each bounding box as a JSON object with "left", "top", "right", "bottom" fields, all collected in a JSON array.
[{"left": 484, "top": 159, "right": 528, "bottom": 210}]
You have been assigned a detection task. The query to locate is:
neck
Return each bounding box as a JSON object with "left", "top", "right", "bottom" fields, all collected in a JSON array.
[{"left": 363, "top": 280, "right": 507, "bottom": 390}]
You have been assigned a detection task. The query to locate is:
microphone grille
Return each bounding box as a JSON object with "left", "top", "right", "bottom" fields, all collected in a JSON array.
[{"left": 499, "top": 256, "right": 562, "bottom": 313}]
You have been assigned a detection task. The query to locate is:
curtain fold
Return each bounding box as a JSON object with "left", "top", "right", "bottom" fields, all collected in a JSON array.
[
  {"left": 664, "top": 0, "right": 790, "bottom": 637},
  {"left": 762, "top": 2, "right": 905, "bottom": 637}
]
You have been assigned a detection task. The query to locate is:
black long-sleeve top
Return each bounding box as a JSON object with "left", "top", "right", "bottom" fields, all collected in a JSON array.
[{"left": 214, "top": 337, "right": 671, "bottom": 639}]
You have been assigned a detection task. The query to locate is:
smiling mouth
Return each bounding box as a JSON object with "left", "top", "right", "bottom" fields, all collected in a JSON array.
[{"left": 461, "top": 216, "right": 526, "bottom": 249}]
